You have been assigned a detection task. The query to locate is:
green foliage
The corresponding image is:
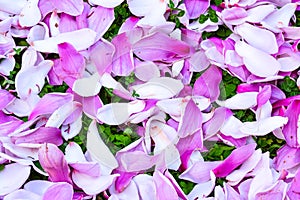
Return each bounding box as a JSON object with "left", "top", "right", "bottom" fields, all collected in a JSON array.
[
  {"left": 199, "top": 8, "right": 218, "bottom": 24},
  {"left": 39, "top": 82, "right": 69, "bottom": 97},
  {"left": 219, "top": 70, "right": 241, "bottom": 99},
  {"left": 254, "top": 134, "right": 285, "bottom": 158},
  {"left": 168, "top": 0, "right": 185, "bottom": 28},
  {"left": 233, "top": 110, "right": 255, "bottom": 122},
  {"left": 0, "top": 164, "right": 4, "bottom": 171},
  {"left": 170, "top": 170, "right": 196, "bottom": 195},
  {"left": 203, "top": 143, "right": 235, "bottom": 161},
  {"left": 202, "top": 25, "right": 232, "bottom": 40},
  {"left": 211, "top": 0, "right": 222, "bottom": 6},
  {"left": 278, "top": 76, "right": 300, "bottom": 97}
]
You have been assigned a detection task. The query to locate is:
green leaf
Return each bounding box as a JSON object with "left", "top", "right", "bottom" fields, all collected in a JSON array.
[
  {"left": 199, "top": 14, "right": 209, "bottom": 24},
  {"left": 177, "top": 10, "right": 185, "bottom": 17},
  {"left": 0, "top": 164, "right": 4, "bottom": 171},
  {"left": 168, "top": 0, "right": 175, "bottom": 9}
]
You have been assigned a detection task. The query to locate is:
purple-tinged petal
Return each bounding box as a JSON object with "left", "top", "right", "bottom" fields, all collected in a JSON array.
[
  {"left": 0, "top": 0, "right": 26, "bottom": 14},
  {"left": 135, "top": 61, "right": 160, "bottom": 82},
  {"left": 65, "top": 142, "right": 86, "bottom": 163},
  {"left": 221, "top": 7, "right": 248, "bottom": 25},
  {"left": 43, "top": 182, "right": 73, "bottom": 200},
  {"left": 29, "top": 93, "right": 73, "bottom": 120},
  {"left": 288, "top": 168, "right": 300, "bottom": 198},
  {"left": 226, "top": 149, "right": 262, "bottom": 186},
  {"left": 88, "top": 0, "right": 123, "bottom": 8},
  {"left": 178, "top": 99, "right": 202, "bottom": 138},
  {"left": 261, "top": 3, "right": 297, "bottom": 32},
  {"left": 180, "top": 161, "right": 220, "bottom": 183},
  {"left": 70, "top": 162, "right": 100, "bottom": 177},
  {"left": 12, "top": 127, "right": 63, "bottom": 146},
  {"left": 15, "top": 60, "right": 53, "bottom": 99},
  {"left": 133, "top": 174, "right": 156, "bottom": 200},
  {"left": 89, "top": 39, "right": 115, "bottom": 75},
  {"left": 235, "top": 23, "right": 278, "bottom": 54},
  {"left": 193, "top": 65, "right": 222, "bottom": 102},
  {"left": 256, "top": 180, "right": 288, "bottom": 200},
  {"left": 278, "top": 54, "right": 300, "bottom": 72},
  {"left": 58, "top": 13, "right": 77, "bottom": 33},
  {"left": 257, "top": 85, "right": 272, "bottom": 108},
  {"left": 24, "top": 180, "right": 54, "bottom": 196},
  {"left": 0, "top": 89, "right": 15, "bottom": 110},
  {"left": 38, "top": 143, "right": 72, "bottom": 183},
  {"left": 274, "top": 144, "right": 300, "bottom": 171},
  {"left": 88, "top": 6, "right": 115, "bottom": 41},
  {"left": 184, "top": 0, "right": 210, "bottom": 19},
  {"left": 19, "top": 0, "right": 41, "bottom": 27},
  {"left": 127, "top": 0, "right": 166, "bottom": 18},
  {"left": 31, "top": 28, "right": 96, "bottom": 53},
  {"left": 187, "top": 171, "right": 216, "bottom": 199},
  {"left": 212, "top": 143, "right": 256, "bottom": 178},
  {"left": 72, "top": 172, "right": 118, "bottom": 195},
  {"left": 235, "top": 40, "right": 280, "bottom": 77},
  {"left": 153, "top": 171, "right": 179, "bottom": 200},
  {"left": 133, "top": 32, "right": 191, "bottom": 62},
  {"left": 246, "top": 4, "right": 276, "bottom": 23},
  {"left": 131, "top": 77, "right": 184, "bottom": 100},
  {"left": 0, "top": 163, "right": 31, "bottom": 196},
  {"left": 283, "top": 100, "right": 300, "bottom": 147},
  {"left": 86, "top": 120, "right": 118, "bottom": 171},
  {"left": 120, "top": 151, "right": 159, "bottom": 172},
  {"left": 119, "top": 17, "right": 139, "bottom": 34},
  {"left": 111, "top": 32, "right": 134, "bottom": 76},
  {"left": 38, "top": 0, "right": 84, "bottom": 16}
]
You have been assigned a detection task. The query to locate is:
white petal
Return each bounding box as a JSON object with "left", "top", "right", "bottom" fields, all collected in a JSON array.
[
  {"left": 65, "top": 142, "right": 86, "bottom": 163},
  {"left": 32, "top": 28, "right": 97, "bottom": 53},
  {"left": 235, "top": 41, "right": 280, "bottom": 77},
  {"left": 73, "top": 73, "right": 101, "bottom": 97},
  {"left": 246, "top": 5, "right": 276, "bottom": 23},
  {"left": 88, "top": 0, "right": 123, "bottom": 8},
  {"left": 86, "top": 120, "right": 118, "bottom": 171},
  {"left": 19, "top": 0, "right": 41, "bottom": 27},
  {"left": 217, "top": 92, "right": 258, "bottom": 110},
  {"left": 278, "top": 56, "right": 300, "bottom": 72},
  {"left": 0, "top": 163, "right": 31, "bottom": 196}
]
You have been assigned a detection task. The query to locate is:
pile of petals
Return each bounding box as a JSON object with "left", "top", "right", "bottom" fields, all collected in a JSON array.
[{"left": 1, "top": 0, "right": 300, "bottom": 199}]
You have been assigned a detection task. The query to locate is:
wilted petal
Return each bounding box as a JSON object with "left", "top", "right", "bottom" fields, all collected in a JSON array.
[
  {"left": 133, "top": 32, "right": 191, "bottom": 62},
  {"left": 15, "top": 60, "right": 53, "bottom": 99},
  {"left": 86, "top": 120, "right": 118, "bottom": 171},
  {"left": 38, "top": 143, "right": 72, "bottom": 183},
  {"left": 0, "top": 163, "right": 31, "bottom": 196},
  {"left": 235, "top": 41, "right": 280, "bottom": 77},
  {"left": 32, "top": 28, "right": 97, "bottom": 53},
  {"left": 212, "top": 143, "right": 256, "bottom": 177},
  {"left": 131, "top": 77, "right": 184, "bottom": 100},
  {"left": 184, "top": 0, "right": 210, "bottom": 19},
  {"left": 235, "top": 23, "right": 278, "bottom": 54}
]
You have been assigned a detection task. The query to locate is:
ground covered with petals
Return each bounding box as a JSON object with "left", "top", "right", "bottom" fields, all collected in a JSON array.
[{"left": 1, "top": 0, "right": 300, "bottom": 199}]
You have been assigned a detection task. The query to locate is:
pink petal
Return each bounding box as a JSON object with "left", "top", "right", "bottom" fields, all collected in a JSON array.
[
  {"left": 187, "top": 171, "right": 216, "bottom": 199},
  {"left": 153, "top": 171, "right": 179, "bottom": 200},
  {"left": 133, "top": 32, "right": 191, "bottom": 62},
  {"left": 246, "top": 4, "right": 276, "bottom": 23},
  {"left": 31, "top": 28, "right": 97, "bottom": 53},
  {"left": 88, "top": 6, "right": 115, "bottom": 41},
  {"left": 221, "top": 7, "right": 248, "bottom": 25},
  {"left": 38, "top": 143, "right": 72, "bottom": 183},
  {"left": 134, "top": 61, "right": 160, "bottom": 82},
  {"left": 111, "top": 32, "right": 134, "bottom": 76},
  {"left": 0, "top": 89, "right": 15, "bottom": 110},
  {"left": 0, "top": 163, "right": 31, "bottom": 196},
  {"left": 235, "top": 23, "right": 278, "bottom": 54},
  {"left": 274, "top": 144, "right": 300, "bottom": 171},
  {"left": 184, "top": 0, "right": 210, "bottom": 19},
  {"left": 43, "top": 182, "right": 73, "bottom": 200},
  {"left": 3, "top": 189, "right": 40, "bottom": 200},
  {"left": 120, "top": 151, "right": 159, "bottom": 172},
  {"left": 283, "top": 100, "right": 300, "bottom": 147},
  {"left": 29, "top": 93, "right": 73, "bottom": 120},
  {"left": 58, "top": 13, "right": 77, "bottom": 33},
  {"left": 39, "top": 0, "right": 84, "bottom": 16},
  {"left": 133, "top": 174, "right": 156, "bottom": 200},
  {"left": 0, "top": 0, "right": 26, "bottom": 14},
  {"left": 131, "top": 77, "right": 184, "bottom": 100},
  {"left": 235, "top": 40, "right": 280, "bottom": 77},
  {"left": 212, "top": 143, "right": 256, "bottom": 177}
]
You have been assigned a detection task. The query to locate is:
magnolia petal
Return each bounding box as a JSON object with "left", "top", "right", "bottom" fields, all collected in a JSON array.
[
  {"left": 187, "top": 171, "right": 216, "bottom": 199},
  {"left": 278, "top": 55, "right": 300, "bottom": 72},
  {"left": 88, "top": 0, "right": 123, "bottom": 8},
  {"left": 43, "top": 182, "right": 73, "bottom": 200},
  {"left": 32, "top": 28, "right": 97, "bottom": 53},
  {"left": 262, "top": 3, "right": 297, "bottom": 32},
  {"left": 221, "top": 7, "right": 248, "bottom": 25},
  {"left": 135, "top": 61, "right": 160, "bottom": 82},
  {"left": 212, "top": 143, "right": 256, "bottom": 177},
  {"left": 153, "top": 171, "right": 179, "bottom": 200},
  {"left": 128, "top": 0, "right": 166, "bottom": 17},
  {"left": 65, "top": 142, "right": 86, "bottom": 163},
  {"left": 29, "top": 93, "right": 73, "bottom": 120},
  {"left": 86, "top": 120, "right": 118, "bottom": 170},
  {"left": 184, "top": 0, "right": 210, "bottom": 19},
  {"left": 3, "top": 189, "right": 40, "bottom": 200},
  {"left": 88, "top": 6, "right": 115, "bottom": 41},
  {"left": 0, "top": 0, "right": 26, "bottom": 14},
  {"left": 133, "top": 32, "right": 191, "bottom": 62},
  {"left": 283, "top": 100, "right": 300, "bottom": 147},
  {"left": 131, "top": 77, "right": 184, "bottom": 100},
  {"left": 72, "top": 172, "right": 118, "bottom": 195},
  {"left": 178, "top": 99, "right": 202, "bottom": 138},
  {"left": 246, "top": 4, "right": 276, "bottom": 23},
  {"left": 217, "top": 92, "right": 258, "bottom": 110},
  {"left": 0, "top": 163, "right": 31, "bottom": 196},
  {"left": 38, "top": 143, "right": 72, "bottom": 183},
  {"left": 120, "top": 151, "right": 158, "bottom": 172},
  {"left": 235, "top": 41, "right": 280, "bottom": 77},
  {"left": 133, "top": 174, "right": 156, "bottom": 200},
  {"left": 73, "top": 73, "right": 101, "bottom": 97},
  {"left": 274, "top": 145, "right": 300, "bottom": 171},
  {"left": 235, "top": 23, "right": 278, "bottom": 54},
  {"left": 19, "top": 0, "right": 41, "bottom": 27},
  {"left": 15, "top": 60, "right": 53, "bottom": 99}
]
